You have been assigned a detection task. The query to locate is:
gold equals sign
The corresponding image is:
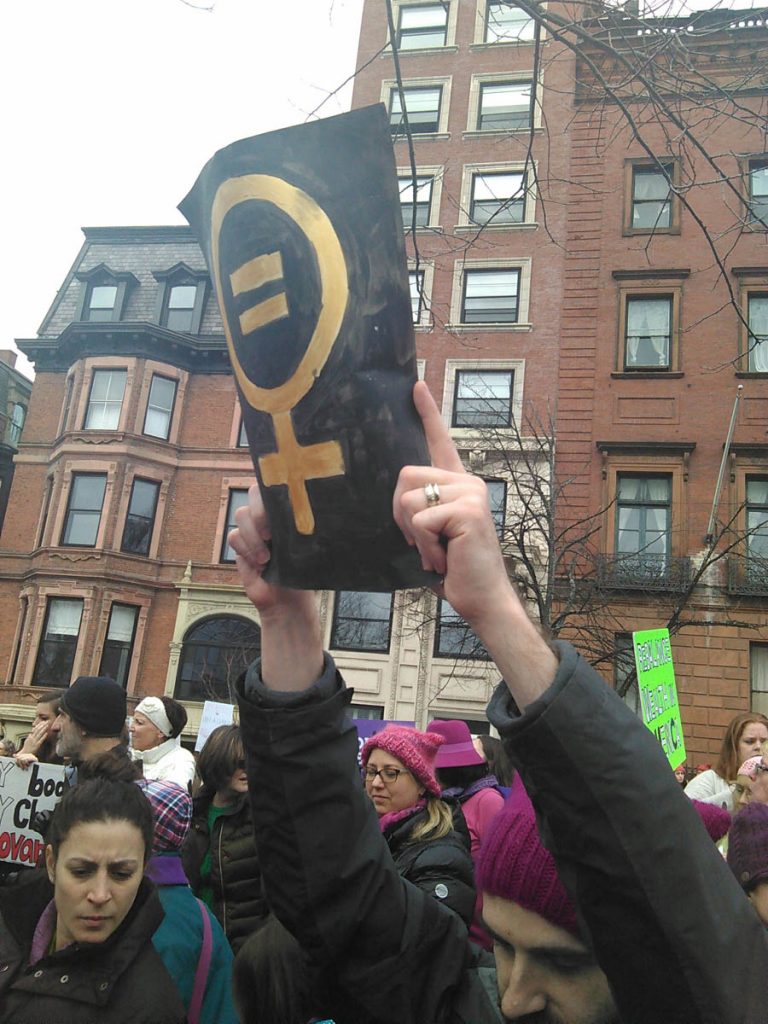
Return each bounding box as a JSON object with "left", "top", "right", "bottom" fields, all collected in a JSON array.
[{"left": 230, "top": 251, "right": 289, "bottom": 335}]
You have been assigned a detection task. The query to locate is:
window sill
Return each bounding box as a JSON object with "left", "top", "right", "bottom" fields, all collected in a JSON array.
[
  {"left": 393, "top": 132, "right": 450, "bottom": 143},
  {"left": 404, "top": 225, "right": 444, "bottom": 234},
  {"left": 469, "top": 40, "right": 538, "bottom": 51},
  {"left": 446, "top": 323, "right": 532, "bottom": 333},
  {"left": 621, "top": 227, "right": 681, "bottom": 237},
  {"left": 611, "top": 371, "right": 684, "bottom": 379},
  {"left": 735, "top": 371, "right": 768, "bottom": 378},
  {"left": 454, "top": 222, "right": 538, "bottom": 233},
  {"left": 382, "top": 45, "right": 459, "bottom": 57},
  {"left": 462, "top": 129, "right": 539, "bottom": 140}
]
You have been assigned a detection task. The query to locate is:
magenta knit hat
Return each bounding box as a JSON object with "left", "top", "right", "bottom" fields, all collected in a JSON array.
[
  {"left": 690, "top": 800, "right": 731, "bottom": 843},
  {"left": 361, "top": 726, "right": 444, "bottom": 797},
  {"left": 427, "top": 720, "right": 485, "bottom": 768},
  {"left": 727, "top": 802, "right": 768, "bottom": 892},
  {"left": 476, "top": 801, "right": 579, "bottom": 938}
]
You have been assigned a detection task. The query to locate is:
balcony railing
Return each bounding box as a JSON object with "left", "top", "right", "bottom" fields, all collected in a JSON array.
[
  {"left": 728, "top": 555, "right": 768, "bottom": 596},
  {"left": 596, "top": 553, "right": 692, "bottom": 593}
]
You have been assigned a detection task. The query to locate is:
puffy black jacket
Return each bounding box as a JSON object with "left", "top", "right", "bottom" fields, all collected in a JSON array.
[
  {"left": 0, "top": 873, "right": 185, "bottom": 1024},
  {"left": 382, "top": 803, "right": 475, "bottom": 927},
  {"left": 182, "top": 792, "right": 267, "bottom": 952}
]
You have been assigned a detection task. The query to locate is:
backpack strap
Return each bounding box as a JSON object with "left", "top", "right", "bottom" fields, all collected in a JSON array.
[{"left": 188, "top": 898, "right": 213, "bottom": 1024}]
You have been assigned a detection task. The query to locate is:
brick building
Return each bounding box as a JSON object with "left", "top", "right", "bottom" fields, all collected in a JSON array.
[
  {"left": 0, "top": 351, "right": 32, "bottom": 536},
  {"left": 0, "top": 1, "right": 765, "bottom": 762}
]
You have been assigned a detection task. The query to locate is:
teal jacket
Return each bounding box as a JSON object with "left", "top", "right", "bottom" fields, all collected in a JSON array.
[{"left": 149, "top": 854, "right": 238, "bottom": 1024}]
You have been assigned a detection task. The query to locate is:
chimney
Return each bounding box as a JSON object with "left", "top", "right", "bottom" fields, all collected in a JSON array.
[{"left": 0, "top": 351, "right": 17, "bottom": 369}]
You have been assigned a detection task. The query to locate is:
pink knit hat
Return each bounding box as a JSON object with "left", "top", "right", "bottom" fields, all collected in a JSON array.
[
  {"left": 361, "top": 726, "right": 444, "bottom": 797},
  {"left": 476, "top": 801, "right": 579, "bottom": 938},
  {"left": 737, "top": 756, "right": 764, "bottom": 780}
]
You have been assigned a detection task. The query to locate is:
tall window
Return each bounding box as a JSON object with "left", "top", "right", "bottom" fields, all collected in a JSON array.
[
  {"left": 477, "top": 81, "right": 532, "bottom": 131},
  {"left": 84, "top": 284, "right": 118, "bottom": 322},
  {"left": 237, "top": 418, "right": 248, "bottom": 447},
  {"left": 84, "top": 369, "right": 127, "bottom": 430},
  {"left": 631, "top": 165, "right": 672, "bottom": 230},
  {"left": 398, "top": 175, "right": 433, "bottom": 228},
  {"left": 614, "top": 632, "right": 641, "bottom": 715},
  {"left": 470, "top": 171, "right": 526, "bottom": 225},
  {"left": 175, "top": 615, "right": 261, "bottom": 702},
  {"left": 220, "top": 489, "right": 250, "bottom": 562},
  {"left": 615, "top": 475, "right": 671, "bottom": 571},
  {"left": 331, "top": 592, "right": 393, "bottom": 652},
  {"left": 485, "top": 1, "right": 535, "bottom": 42},
  {"left": 435, "top": 599, "right": 489, "bottom": 659},
  {"left": 751, "top": 643, "right": 768, "bottom": 715},
  {"left": 409, "top": 270, "right": 425, "bottom": 323},
  {"left": 624, "top": 296, "right": 672, "bottom": 370},
  {"left": 143, "top": 375, "right": 177, "bottom": 440},
  {"left": 121, "top": 478, "right": 160, "bottom": 557},
  {"left": 748, "top": 160, "right": 768, "bottom": 226},
  {"left": 389, "top": 86, "right": 442, "bottom": 136},
  {"left": 7, "top": 403, "right": 26, "bottom": 446},
  {"left": 462, "top": 268, "right": 520, "bottom": 323},
  {"left": 397, "top": 3, "right": 448, "bottom": 48},
  {"left": 99, "top": 604, "right": 138, "bottom": 688},
  {"left": 163, "top": 285, "right": 197, "bottom": 332},
  {"left": 32, "top": 598, "right": 83, "bottom": 686},
  {"left": 486, "top": 479, "right": 507, "bottom": 537},
  {"left": 452, "top": 370, "right": 514, "bottom": 428},
  {"left": 61, "top": 473, "right": 107, "bottom": 547},
  {"left": 746, "top": 478, "right": 768, "bottom": 580},
  {"left": 747, "top": 294, "right": 768, "bottom": 372}
]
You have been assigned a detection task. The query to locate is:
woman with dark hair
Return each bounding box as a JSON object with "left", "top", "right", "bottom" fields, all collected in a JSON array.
[
  {"left": 428, "top": 720, "right": 505, "bottom": 948},
  {"left": 15, "top": 690, "right": 64, "bottom": 768},
  {"left": 0, "top": 779, "right": 186, "bottom": 1023},
  {"left": 474, "top": 733, "right": 514, "bottom": 789},
  {"left": 361, "top": 725, "right": 475, "bottom": 927},
  {"left": 130, "top": 696, "right": 196, "bottom": 790},
  {"left": 685, "top": 711, "right": 768, "bottom": 810},
  {"left": 181, "top": 724, "right": 267, "bottom": 951}
]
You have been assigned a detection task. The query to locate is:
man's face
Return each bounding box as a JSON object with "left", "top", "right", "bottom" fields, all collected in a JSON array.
[
  {"left": 52, "top": 711, "right": 83, "bottom": 760},
  {"left": 483, "top": 893, "right": 619, "bottom": 1024}
]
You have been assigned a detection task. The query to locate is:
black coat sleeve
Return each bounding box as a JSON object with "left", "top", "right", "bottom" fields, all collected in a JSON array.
[
  {"left": 488, "top": 640, "right": 768, "bottom": 1024},
  {"left": 236, "top": 658, "right": 471, "bottom": 1024}
]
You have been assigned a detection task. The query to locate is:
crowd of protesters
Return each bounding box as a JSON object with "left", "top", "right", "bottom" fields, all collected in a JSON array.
[{"left": 0, "top": 383, "right": 765, "bottom": 1022}]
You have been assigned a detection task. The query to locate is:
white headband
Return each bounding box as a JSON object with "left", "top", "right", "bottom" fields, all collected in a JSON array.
[{"left": 134, "top": 697, "right": 173, "bottom": 738}]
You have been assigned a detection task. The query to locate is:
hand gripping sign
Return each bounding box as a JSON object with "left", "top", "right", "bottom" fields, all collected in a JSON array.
[{"left": 180, "top": 104, "right": 435, "bottom": 591}]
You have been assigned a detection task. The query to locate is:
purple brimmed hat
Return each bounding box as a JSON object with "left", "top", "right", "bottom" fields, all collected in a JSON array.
[{"left": 427, "top": 719, "right": 485, "bottom": 769}]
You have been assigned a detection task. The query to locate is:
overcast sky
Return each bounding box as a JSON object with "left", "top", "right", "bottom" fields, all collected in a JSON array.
[{"left": 0, "top": 0, "right": 365, "bottom": 378}]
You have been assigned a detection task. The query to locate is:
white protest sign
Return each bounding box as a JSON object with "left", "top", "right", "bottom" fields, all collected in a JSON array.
[
  {"left": 195, "top": 701, "right": 235, "bottom": 752},
  {"left": 0, "top": 757, "right": 67, "bottom": 866}
]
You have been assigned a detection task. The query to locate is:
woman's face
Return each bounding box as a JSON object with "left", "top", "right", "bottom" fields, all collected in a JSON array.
[
  {"left": 45, "top": 819, "right": 145, "bottom": 949},
  {"left": 737, "top": 722, "right": 768, "bottom": 766},
  {"left": 130, "top": 713, "right": 166, "bottom": 753},
  {"left": 218, "top": 758, "right": 248, "bottom": 804},
  {"left": 364, "top": 749, "right": 423, "bottom": 816},
  {"left": 734, "top": 774, "right": 753, "bottom": 809}
]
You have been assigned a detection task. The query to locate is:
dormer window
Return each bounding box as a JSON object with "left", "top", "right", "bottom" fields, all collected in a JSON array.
[
  {"left": 153, "top": 264, "right": 209, "bottom": 335},
  {"left": 75, "top": 265, "right": 137, "bottom": 323}
]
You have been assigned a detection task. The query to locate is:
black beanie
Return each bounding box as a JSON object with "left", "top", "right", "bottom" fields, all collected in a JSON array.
[{"left": 60, "top": 676, "right": 126, "bottom": 737}]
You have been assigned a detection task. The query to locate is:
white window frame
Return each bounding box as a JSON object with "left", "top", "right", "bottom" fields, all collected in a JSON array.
[
  {"left": 458, "top": 161, "right": 537, "bottom": 228},
  {"left": 387, "top": 0, "right": 459, "bottom": 49},
  {"left": 449, "top": 257, "right": 532, "bottom": 330},
  {"left": 473, "top": 0, "right": 543, "bottom": 44},
  {"left": 382, "top": 77, "right": 452, "bottom": 138},
  {"left": 408, "top": 260, "right": 435, "bottom": 328},
  {"left": 397, "top": 165, "right": 444, "bottom": 230},
  {"left": 441, "top": 359, "right": 525, "bottom": 438},
  {"left": 465, "top": 72, "right": 540, "bottom": 138}
]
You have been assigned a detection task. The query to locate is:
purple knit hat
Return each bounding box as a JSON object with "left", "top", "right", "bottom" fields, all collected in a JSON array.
[
  {"left": 476, "top": 800, "right": 579, "bottom": 938},
  {"left": 727, "top": 802, "right": 768, "bottom": 892},
  {"left": 427, "top": 720, "right": 485, "bottom": 768},
  {"left": 690, "top": 800, "right": 731, "bottom": 843},
  {"left": 135, "top": 779, "right": 192, "bottom": 854},
  {"left": 361, "top": 726, "right": 444, "bottom": 797}
]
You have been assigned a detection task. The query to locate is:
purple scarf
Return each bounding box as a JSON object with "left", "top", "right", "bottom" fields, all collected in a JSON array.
[{"left": 441, "top": 774, "right": 500, "bottom": 801}]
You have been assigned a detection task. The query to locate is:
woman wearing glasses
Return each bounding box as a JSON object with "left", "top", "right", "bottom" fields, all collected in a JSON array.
[
  {"left": 181, "top": 725, "right": 267, "bottom": 952},
  {"left": 361, "top": 726, "right": 475, "bottom": 927}
]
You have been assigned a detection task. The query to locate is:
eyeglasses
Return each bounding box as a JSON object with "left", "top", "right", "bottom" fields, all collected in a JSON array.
[
  {"left": 363, "top": 766, "right": 410, "bottom": 783},
  {"left": 755, "top": 763, "right": 768, "bottom": 775}
]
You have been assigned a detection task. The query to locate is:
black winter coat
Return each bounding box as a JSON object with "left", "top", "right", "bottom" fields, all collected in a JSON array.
[
  {"left": 0, "top": 873, "right": 185, "bottom": 1024},
  {"left": 382, "top": 804, "right": 475, "bottom": 927},
  {"left": 182, "top": 792, "right": 267, "bottom": 952}
]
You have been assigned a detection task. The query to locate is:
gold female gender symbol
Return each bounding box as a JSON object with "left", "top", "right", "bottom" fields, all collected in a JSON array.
[{"left": 211, "top": 174, "right": 349, "bottom": 535}]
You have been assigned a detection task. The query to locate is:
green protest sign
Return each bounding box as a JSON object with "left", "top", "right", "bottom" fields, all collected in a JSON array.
[{"left": 632, "top": 628, "right": 686, "bottom": 770}]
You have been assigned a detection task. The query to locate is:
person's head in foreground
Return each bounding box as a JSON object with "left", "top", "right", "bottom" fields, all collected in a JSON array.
[
  {"left": 714, "top": 712, "right": 768, "bottom": 783},
  {"left": 52, "top": 675, "right": 127, "bottom": 762},
  {"left": 130, "top": 695, "right": 188, "bottom": 753},
  {"left": 196, "top": 724, "right": 248, "bottom": 806},
  {"left": 361, "top": 725, "right": 453, "bottom": 835},
  {"left": 476, "top": 800, "right": 618, "bottom": 1024},
  {"left": 45, "top": 778, "right": 152, "bottom": 948},
  {"left": 727, "top": 801, "right": 768, "bottom": 927}
]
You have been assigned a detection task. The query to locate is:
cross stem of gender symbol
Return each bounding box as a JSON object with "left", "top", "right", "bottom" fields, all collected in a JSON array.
[{"left": 259, "top": 410, "right": 344, "bottom": 535}]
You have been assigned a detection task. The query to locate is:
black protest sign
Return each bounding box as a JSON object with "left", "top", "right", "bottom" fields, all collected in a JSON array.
[{"left": 179, "top": 103, "right": 435, "bottom": 591}]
